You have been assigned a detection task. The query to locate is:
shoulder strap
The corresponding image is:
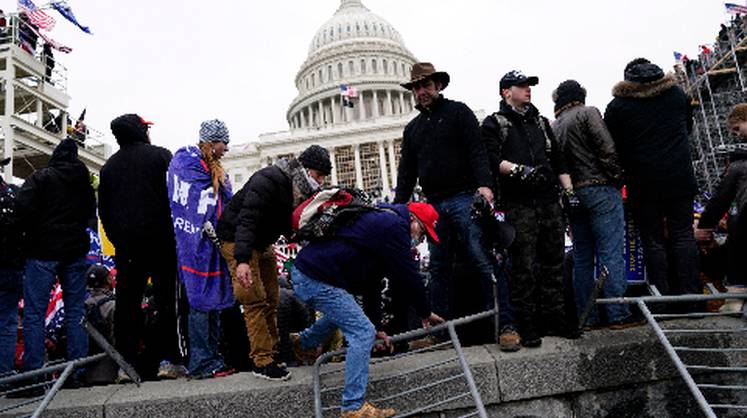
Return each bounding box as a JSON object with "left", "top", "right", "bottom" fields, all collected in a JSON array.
[
  {"left": 535, "top": 116, "right": 553, "bottom": 155},
  {"left": 491, "top": 113, "right": 512, "bottom": 142}
]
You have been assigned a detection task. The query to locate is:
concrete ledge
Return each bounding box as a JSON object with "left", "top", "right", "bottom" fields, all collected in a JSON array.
[{"left": 0, "top": 317, "right": 744, "bottom": 417}]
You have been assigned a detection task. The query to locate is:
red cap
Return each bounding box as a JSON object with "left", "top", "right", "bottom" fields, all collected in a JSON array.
[
  {"left": 139, "top": 116, "right": 154, "bottom": 126},
  {"left": 407, "top": 202, "right": 440, "bottom": 244}
]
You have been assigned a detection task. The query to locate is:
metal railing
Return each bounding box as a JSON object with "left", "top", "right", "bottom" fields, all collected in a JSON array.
[
  {"left": 0, "top": 318, "right": 140, "bottom": 418},
  {"left": 313, "top": 309, "right": 494, "bottom": 418},
  {"left": 597, "top": 289, "right": 747, "bottom": 418}
]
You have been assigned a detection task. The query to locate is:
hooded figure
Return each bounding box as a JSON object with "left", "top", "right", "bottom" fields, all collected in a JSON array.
[
  {"left": 15, "top": 138, "right": 96, "bottom": 380},
  {"left": 99, "top": 113, "right": 185, "bottom": 378},
  {"left": 604, "top": 58, "right": 701, "bottom": 302}
]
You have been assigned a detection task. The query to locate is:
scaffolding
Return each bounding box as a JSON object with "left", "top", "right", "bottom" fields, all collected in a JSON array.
[
  {"left": 681, "top": 17, "right": 747, "bottom": 196},
  {"left": 0, "top": 13, "right": 110, "bottom": 182}
]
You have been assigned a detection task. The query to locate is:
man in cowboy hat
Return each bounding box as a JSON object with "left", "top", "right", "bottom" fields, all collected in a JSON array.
[
  {"left": 481, "top": 70, "right": 575, "bottom": 347},
  {"left": 394, "top": 63, "right": 499, "bottom": 332}
]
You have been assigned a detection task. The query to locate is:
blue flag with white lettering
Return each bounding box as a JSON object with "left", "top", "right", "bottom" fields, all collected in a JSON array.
[{"left": 167, "top": 145, "right": 233, "bottom": 311}]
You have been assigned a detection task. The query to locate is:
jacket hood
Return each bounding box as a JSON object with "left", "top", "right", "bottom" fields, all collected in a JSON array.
[
  {"left": 110, "top": 114, "right": 150, "bottom": 146},
  {"left": 49, "top": 138, "right": 79, "bottom": 166},
  {"left": 612, "top": 73, "right": 679, "bottom": 99}
]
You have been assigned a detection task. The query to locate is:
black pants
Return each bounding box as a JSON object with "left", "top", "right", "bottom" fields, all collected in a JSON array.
[
  {"left": 505, "top": 202, "right": 566, "bottom": 334},
  {"left": 630, "top": 196, "right": 700, "bottom": 295},
  {"left": 113, "top": 243, "right": 182, "bottom": 374}
]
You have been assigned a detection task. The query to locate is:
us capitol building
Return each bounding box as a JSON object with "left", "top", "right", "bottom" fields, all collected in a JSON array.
[{"left": 222, "top": 0, "right": 420, "bottom": 197}]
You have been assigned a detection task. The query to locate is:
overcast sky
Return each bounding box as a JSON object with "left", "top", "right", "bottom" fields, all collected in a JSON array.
[{"left": 29, "top": 0, "right": 730, "bottom": 151}]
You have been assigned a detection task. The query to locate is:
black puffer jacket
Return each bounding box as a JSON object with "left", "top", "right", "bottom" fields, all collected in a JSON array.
[
  {"left": 16, "top": 139, "right": 96, "bottom": 260},
  {"left": 99, "top": 119, "right": 174, "bottom": 252},
  {"left": 394, "top": 96, "right": 492, "bottom": 203},
  {"left": 217, "top": 165, "right": 293, "bottom": 264},
  {"left": 482, "top": 101, "right": 567, "bottom": 204},
  {"left": 604, "top": 73, "right": 697, "bottom": 201},
  {"left": 552, "top": 104, "right": 622, "bottom": 189},
  {"left": 699, "top": 150, "right": 747, "bottom": 230}
]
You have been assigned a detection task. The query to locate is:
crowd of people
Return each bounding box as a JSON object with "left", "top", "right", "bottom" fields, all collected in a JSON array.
[{"left": 1, "top": 53, "right": 747, "bottom": 417}]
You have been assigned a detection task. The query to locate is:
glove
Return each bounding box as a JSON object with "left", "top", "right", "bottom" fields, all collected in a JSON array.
[
  {"left": 509, "top": 164, "right": 547, "bottom": 185},
  {"left": 561, "top": 189, "right": 582, "bottom": 218}
]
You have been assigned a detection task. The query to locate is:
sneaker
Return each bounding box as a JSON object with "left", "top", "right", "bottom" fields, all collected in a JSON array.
[
  {"left": 252, "top": 362, "right": 291, "bottom": 381},
  {"left": 157, "top": 361, "right": 188, "bottom": 380},
  {"left": 340, "top": 402, "right": 396, "bottom": 418},
  {"left": 499, "top": 328, "right": 521, "bottom": 352},
  {"left": 291, "top": 333, "right": 320, "bottom": 366},
  {"left": 115, "top": 368, "right": 132, "bottom": 384},
  {"left": 607, "top": 316, "right": 646, "bottom": 330},
  {"left": 193, "top": 365, "right": 237, "bottom": 380},
  {"left": 520, "top": 329, "right": 542, "bottom": 348}
]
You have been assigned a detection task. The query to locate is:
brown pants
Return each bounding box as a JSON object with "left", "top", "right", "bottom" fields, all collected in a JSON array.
[{"left": 220, "top": 242, "right": 279, "bottom": 368}]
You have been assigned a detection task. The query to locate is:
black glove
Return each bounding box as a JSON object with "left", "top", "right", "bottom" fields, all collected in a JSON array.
[
  {"left": 509, "top": 164, "right": 547, "bottom": 185},
  {"left": 561, "top": 189, "right": 582, "bottom": 218}
]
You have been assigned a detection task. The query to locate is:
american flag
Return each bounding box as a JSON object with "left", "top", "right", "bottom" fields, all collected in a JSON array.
[
  {"left": 18, "top": 0, "right": 56, "bottom": 31},
  {"left": 725, "top": 3, "right": 747, "bottom": 14},
  {"left": 340, "top": 84, "right": 358, "bottom": 98}
]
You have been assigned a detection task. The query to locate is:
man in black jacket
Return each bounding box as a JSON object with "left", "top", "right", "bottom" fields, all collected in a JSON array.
[
  {"left": 394, "top": 62, "right": 496, "bottom": 329},
  {"left": 99, "top": 114, "right": 185, "bottom": 380},
  {"left": 17, "top": 139, "right": 95, "bottom": 376},
  {"left": 481, "top": 70, "right": 573, "bottom": 347},
  {"left": 696, "top": 103, "right": 747, "bottom": 311},
  {"left": 605, "top": 58, "right": 700, "bottom": 300},
  {"left": 216, "top": 145, "right": 330, "bottom": 381},
  {"left": 0, "top": 157, "right": 23, "bottom": 376}
]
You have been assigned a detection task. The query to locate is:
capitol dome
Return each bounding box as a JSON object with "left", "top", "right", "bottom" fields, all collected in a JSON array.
[{"left": 286, "top": 0, "right": 419, "bottom": 130}]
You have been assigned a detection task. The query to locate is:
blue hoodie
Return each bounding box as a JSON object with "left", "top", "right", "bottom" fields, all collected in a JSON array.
[{"left": 293, "top": 204, "right": 430, "bottom": 327}]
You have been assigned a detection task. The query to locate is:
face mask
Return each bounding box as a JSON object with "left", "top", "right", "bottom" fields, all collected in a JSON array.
[{"left": 304, "top": 169, "right": 320, "bottom": 190}]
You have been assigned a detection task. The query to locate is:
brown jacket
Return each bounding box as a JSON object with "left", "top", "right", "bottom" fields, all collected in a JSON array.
[{"left": 552, "top": 104, "right": 622, "bottom": 189}]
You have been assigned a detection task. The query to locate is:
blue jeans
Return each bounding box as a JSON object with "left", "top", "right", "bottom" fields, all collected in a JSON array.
[
  {"left": 187, "top": 309, "right": 225, "bottom": 377},
  {"left": 429, "top": 192, "right": 498, "bottom": 318},
  {"left": 570, "top": 186, "right": 630, "bottom": 325},
  {"left": 23, "top": 257, "right": 88, "bottom": 371},
  {"left": 292, "top": 266, "right": 375, "bottom": 411},
  {"left": 0, "top": 269, "right": 22, "bottom": 374}
]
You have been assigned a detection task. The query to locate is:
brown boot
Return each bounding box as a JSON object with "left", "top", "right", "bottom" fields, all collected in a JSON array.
[
  {"left": 340, "top": 402, "right": 396, "bottom": 418},
  {"left": 499, "top": 328, "right": 521, "bottom": 352},
  {"left": 290, "top": 333, "right": 320, "bottom": 366}
]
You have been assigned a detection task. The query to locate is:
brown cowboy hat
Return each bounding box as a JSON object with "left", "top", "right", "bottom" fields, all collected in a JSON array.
[{"left": 400, "top": 62, "right": 450, "bottom": 90}]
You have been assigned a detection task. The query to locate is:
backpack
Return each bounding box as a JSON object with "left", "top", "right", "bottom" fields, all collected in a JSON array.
[
  {"left": 86, "top": 294, "right": 115, "bottom": 351},
  {"left": 0, "top": 182, "right": 17, "bottom": 231},
  {"left": 290, "top": 187, "right": 389, "bottom": 242}
]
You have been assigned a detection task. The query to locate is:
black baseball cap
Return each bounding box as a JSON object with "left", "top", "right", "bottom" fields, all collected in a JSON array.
[{"left": 500, "top": 70, "right": 539, "bottom": 90}]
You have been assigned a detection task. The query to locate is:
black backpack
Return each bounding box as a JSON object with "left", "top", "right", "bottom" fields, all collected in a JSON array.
[{"left": 86, "top": 294, "right": 115, "bottom": 351}]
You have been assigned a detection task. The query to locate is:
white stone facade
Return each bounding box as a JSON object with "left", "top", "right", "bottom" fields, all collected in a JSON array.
[{"left": 222, "top": 0, "right": 418, "bottom": 198}]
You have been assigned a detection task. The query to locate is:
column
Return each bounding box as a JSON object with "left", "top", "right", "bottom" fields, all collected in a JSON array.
[
  {"left": 318, "top": 101, "right": 324, "bottom": 126},
  {"left": 385, "top": 90, "right": 393, "bottom": 116},
  {"left": 329, "top": 147, "right": 338, "bottom": 185},
  {"left": 372, "top": 90, "right": 380, "bottom": 118},
  {"left": 330, "top": 96, "right": 337, "bottom": 124},
  {"left": 3, "top": 62, "right": 15, "bottom": 182},
  {"left": 359, "top": 90, "right": 367, "bottom": 120},
  {"left": 36, "top": 99, "right": 43, "bottom": 128},
  {"left": 354, "top": 143, "right": 363, "bottom": 189},
  {"left": 399, "top": 91, "right": 405, "bottom": 115},
  {"left": 388, "top": 140, "right": 397, "bottom": 188},
  {"left": 409, "top": 93, "right": 415, "bottom": 109},
  {"left": 377, "top": 141, "right": 390, "bottom": 194}
]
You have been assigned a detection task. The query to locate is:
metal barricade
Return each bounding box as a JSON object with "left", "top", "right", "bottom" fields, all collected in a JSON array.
[
  {"left": 0, "top": 317, "right": 140, "bottom": 418},
  {"left": 313, "top": 310, "right": 495, "bottom": 418},
  {"left": 597, "top": 289, "right": 747, "bottom": 418}
]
